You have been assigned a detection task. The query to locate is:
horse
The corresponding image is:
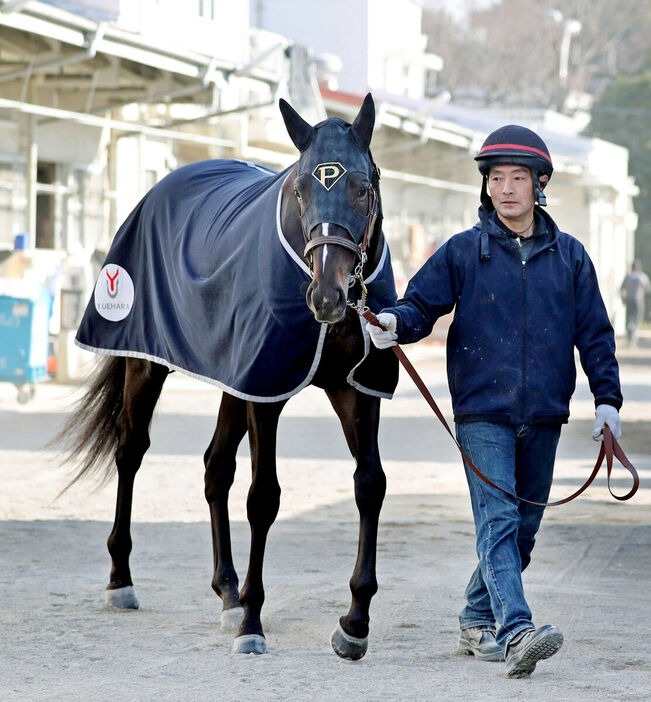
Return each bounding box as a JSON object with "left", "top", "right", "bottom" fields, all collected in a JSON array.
[{"left": 57, "top": 93, "right": 399, "bottom": 660}]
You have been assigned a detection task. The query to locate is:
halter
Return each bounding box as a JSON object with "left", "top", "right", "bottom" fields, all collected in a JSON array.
[{"left": 302, "top": 185, "right": 378, "bottom": 314}]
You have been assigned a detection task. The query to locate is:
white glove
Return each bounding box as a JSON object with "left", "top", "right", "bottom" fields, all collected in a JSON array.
[
  {"left": 592, "top": 404, "right": 622, "bottom": 441},
  {"left": 366, "top": 312, "right": 398, "bottom": 349}
]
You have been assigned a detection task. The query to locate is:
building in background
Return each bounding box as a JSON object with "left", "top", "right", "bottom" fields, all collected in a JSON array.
[
  {"left": 0, "top": 0, "right": 638, "bottom": 379},
  {"left": 251, "top": 0, "right": 637, "bottom": 335},
  {"left": 0, "top": 0, "right": 308, "bottom": 376}
]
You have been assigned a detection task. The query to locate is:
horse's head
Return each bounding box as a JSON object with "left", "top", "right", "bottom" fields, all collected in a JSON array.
[{"left": 279, "top": 94, "right": 379, "bottom": 324}]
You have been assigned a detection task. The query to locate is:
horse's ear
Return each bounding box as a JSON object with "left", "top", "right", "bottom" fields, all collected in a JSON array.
[
  {"left": 279, "top": 98, "right": 314, "bottom": 152},
  {"left": 351, "top": 93, "right": 375, "bottom": 152}
]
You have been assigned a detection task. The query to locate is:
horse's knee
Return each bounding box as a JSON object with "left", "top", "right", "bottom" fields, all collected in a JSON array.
[
  {"left": 246, "top": 477, "right": 281, "bottom": 528},
  {"left": 204, "top": 452, "right": 236, "bottom": 503},
  {"left": 353, "top": 463, "right": 386, "bottom": 512}
]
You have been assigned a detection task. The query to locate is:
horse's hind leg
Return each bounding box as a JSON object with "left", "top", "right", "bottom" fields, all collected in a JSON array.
[
  {"left": 326, "top": 387, "right": 385, "bottom": 660},
  {"left": 232, "top": 400, "right": 286, "bottom": 654},
  {"left": 203, "top": 393, "right": 248, "bottom": 631},
  {"left": 105, "top": 358, "right": 168, "bottom": 609}
]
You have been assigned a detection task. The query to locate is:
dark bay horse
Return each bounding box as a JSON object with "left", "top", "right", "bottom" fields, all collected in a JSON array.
[{"left": 58, "top": 94, "right": 398, "bottom": 659}]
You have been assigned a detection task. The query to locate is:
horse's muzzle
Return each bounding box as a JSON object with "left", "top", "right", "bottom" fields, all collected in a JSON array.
[{"left": 306, "top": 280, "right": 347, "bottom": 324}]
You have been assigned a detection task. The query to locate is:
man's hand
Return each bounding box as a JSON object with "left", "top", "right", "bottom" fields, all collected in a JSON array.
[
  {"left": 366, "top": 312, "right": 398, "bottom": 349},
  {"left": 592, "top": 404, "right": 622, "bottom": 441}
]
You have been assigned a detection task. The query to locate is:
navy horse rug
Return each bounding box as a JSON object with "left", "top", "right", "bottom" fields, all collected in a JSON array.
[{"left": 76, "top": 159, "right": 397, "bottom": 401}]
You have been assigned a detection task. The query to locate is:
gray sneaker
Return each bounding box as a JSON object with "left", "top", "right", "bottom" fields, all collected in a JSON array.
[
  {"left": 505, "top": 625, "right": 563, "bottom": 678},
  {"left": 458, "top": 627, "right": 504, "bottom": 662}
]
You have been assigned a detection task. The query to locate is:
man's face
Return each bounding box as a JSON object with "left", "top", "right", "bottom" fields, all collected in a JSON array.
[{"left": 487, "top": 164, "right": 536, "bottom": 224}]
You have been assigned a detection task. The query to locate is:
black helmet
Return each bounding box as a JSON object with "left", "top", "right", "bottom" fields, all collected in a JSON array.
[
  {"left": 475, "top": 124, "right": 553, "bottom": 177},
  {"left": 475, "top": 125, "right": 553, "bottom": 207}
]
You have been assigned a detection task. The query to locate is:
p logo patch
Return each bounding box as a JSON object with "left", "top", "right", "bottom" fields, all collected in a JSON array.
[{"left": 312, "top": 162, "right": 347, "bottom": 191}]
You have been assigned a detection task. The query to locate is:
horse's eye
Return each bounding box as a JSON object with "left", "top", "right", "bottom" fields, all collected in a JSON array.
[
  {"left": 293, "top": 188, "right": 302, "bottom": 200},
  {"left": 358, "top": 186, "right": 368, "bottom": 198}
]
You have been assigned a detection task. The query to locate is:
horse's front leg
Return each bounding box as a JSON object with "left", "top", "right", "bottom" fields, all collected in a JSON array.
[
  {"left": 232, "top": 399, "right": 286, "bottom": 654},
  {"left": 204, "top": 393, "right": 248, "bottom": 631},
  {"left": 327, "top": 387, "right": 385, "bottom": 660}
]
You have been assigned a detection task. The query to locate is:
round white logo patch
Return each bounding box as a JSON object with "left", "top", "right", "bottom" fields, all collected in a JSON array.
[{"left": 94, "top": 264, "right": 134, "bottom": 321}]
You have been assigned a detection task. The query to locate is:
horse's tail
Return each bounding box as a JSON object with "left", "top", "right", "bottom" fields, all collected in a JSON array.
[{"left": 53, "top": 355, "right": 125, "bottom": 495}]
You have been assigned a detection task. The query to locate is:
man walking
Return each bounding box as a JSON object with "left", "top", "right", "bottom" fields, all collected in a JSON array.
[
  {"left": 367, "top": 125, "right": 623, "bottom": 678},
  {"left": 620, "top": 260, "right": 649, "bottom": 346}
]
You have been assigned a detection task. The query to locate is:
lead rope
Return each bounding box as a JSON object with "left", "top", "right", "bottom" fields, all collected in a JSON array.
[{"left": 362, "top": 309, "right": 639, "bottom": 506}]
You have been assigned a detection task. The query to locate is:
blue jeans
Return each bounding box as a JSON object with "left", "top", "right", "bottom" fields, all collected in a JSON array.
[{"left": 456, "top": 421, "right": 561, "bottom": 649}]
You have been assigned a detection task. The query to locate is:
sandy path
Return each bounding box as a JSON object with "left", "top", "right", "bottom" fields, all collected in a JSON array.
[{"left": 1, "top": 345, "right": 649, "bottom": 701}]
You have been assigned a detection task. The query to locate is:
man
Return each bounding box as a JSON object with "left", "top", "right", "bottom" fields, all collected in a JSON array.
[
  {"left": 620, "top": 260, "right": 650, "bottom": 346},
  {"left": 367, "top": 125, "right": 623, "bottom": 678}
]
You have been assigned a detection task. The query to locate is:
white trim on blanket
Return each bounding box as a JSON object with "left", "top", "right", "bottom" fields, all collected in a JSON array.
[
  {"left": 275, "top": 173, "right": 312, "bottom": 278},
  {"left": 238, "top": 159, "right": 277, "bottom": 175},
  {"left": 274, "top": 173, "right": 389, "bottom": 285},
  {"left": 345, "top": 315, "right": 395, "bottom": 399},
  {"left": 364, "top": 239, "right": 388, "bottom": 284},
  {"left": 75, "top": 321, "right": 329, "bottom": 404}
]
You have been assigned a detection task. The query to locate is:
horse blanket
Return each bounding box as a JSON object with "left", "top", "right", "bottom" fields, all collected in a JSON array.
[{"left": 76, "top": 160, "right": 398, "bottom": 401}]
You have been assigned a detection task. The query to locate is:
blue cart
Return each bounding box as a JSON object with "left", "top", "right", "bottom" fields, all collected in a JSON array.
[{"left": 0, "top": 284, "right": 51, "bottom": 403}]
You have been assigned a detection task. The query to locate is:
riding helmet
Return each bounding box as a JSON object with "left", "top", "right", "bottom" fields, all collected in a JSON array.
[{"left": 475, "top": 124, "right": 553, "bottom": 207}]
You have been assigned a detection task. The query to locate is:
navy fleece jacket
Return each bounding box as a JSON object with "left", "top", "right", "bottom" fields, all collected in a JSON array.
[{"left": 384, "top": 209, "right": 622, "bottom": 424}]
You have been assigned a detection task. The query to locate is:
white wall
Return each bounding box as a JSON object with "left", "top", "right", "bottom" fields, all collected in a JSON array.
[
  {"left": 250, "top": 0, "right": 370, "bottom": 94},
  {"left": 250, "top": 0, "right": 431, "bottom": 97},
  {"left": 37, "top": 122, "right": 104, "bottom": 165},
  {"left": 118, "top": 0, "right": 250, "bottom": 65},
  {"left": 367, "top": 0, "right": 427, "bottom": 98}
]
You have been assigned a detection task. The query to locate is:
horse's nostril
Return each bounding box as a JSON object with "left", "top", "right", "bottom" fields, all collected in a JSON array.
[{"left": 305, "top": 282, "right": 315, "bottom": 306}]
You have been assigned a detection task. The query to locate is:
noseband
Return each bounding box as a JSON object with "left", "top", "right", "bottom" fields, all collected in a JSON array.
[
  {"left": 302, "top": 186, "right": 379, "bottom": 312},
  {"left": 302, "top": 186, "right": 378, "bottom": 261}
]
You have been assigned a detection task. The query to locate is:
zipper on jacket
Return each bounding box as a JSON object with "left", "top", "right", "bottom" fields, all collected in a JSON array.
[{"left": 521, "top": 260, "right": 527, "bottom": 420}]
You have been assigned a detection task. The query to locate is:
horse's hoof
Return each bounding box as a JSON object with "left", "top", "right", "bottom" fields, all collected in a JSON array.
[
  {"left": 330, "top": 622, "right": 368, "bottom": 660},
  {"left": 105, "top": 585, "right": 139, "bottom": 609},
  {"left": 220, "top": 606, "right": 244, "bottom": 632},
  {"left": 232, "top": 634, "right": 267, "bottom": 655}
]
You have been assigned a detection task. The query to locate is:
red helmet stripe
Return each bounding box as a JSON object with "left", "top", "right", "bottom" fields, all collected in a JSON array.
[{"left": 477, "top": 143, "right": 552, "bottom": 163}]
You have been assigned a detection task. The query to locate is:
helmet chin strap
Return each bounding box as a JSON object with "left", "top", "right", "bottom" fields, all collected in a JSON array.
[
  {"left": 534, "top": 173, "right": 547, "bottom": 207},
  {"left": 479, "top": 168, "right": 545, "bottom": 262}
]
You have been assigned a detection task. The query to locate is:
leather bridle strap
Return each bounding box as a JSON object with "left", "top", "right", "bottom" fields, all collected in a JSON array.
[
  {"left": 362, "top": 309, "right": 640, "bottom": 506},
  {"left": 303, "top": 187, "right": 378, "bottom": 263},
  {"left": 304, "top": 235, "right": 361, "bottom": 259}
]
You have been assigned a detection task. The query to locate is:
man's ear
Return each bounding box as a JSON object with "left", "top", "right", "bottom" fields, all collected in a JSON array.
[{"left": 539, "top": 174, "right": 549, "bottom": 190}]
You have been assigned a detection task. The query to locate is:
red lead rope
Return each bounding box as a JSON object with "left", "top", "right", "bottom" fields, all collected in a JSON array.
[{"left": 362, "top": 309, "right": 640, "bottom": 506}]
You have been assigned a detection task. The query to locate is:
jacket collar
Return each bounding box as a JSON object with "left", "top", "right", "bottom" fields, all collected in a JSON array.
[{"left": 477, "top": 207, "right": 559, "bottom": 261}]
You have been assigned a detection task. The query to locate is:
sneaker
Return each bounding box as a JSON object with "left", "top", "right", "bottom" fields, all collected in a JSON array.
[
  {"left": 458, "top": 627, "right": 504, "bottom": 662},
  {"left": 505, "top": 625, "right": 563, "bottom": 678}
]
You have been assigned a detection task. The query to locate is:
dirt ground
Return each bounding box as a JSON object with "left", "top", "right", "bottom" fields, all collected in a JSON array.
[{"left": 1, "top": 341, "right": 649, "bottom": 701}]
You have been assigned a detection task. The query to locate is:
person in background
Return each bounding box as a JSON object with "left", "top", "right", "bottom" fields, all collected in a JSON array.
[
  {"left": 620, "top": 260, "right": 650, "bottom": 346},
  {"left": 367, "top": 125, "right": 623, "bottom": 678}
]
